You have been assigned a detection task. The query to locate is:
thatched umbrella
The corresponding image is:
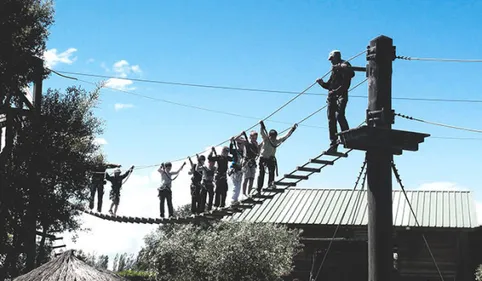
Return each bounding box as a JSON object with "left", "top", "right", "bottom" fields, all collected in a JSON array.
[{"left": 14, "top": 250, "right": 128, "bottom": 281}]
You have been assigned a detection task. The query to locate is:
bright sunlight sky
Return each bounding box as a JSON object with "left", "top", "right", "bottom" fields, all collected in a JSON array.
[{"left": 33, "top": 0, "right": 482, "bottom": 268}]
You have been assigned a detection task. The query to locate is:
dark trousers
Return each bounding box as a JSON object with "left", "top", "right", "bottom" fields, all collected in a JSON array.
[
  {"left": 327, "top": 94, "right": 349, "bottom": 145},
  {"left": 190, "top": 182, "right": 202, "bottom": 214},
  {"left": 89, "top": 183, "right": 104, "bottom": 212},
  {"left": 257, "top": 157, "right": 276, "bottom": 192},
  {"left": 214, "top": 175, "right": 228, "bottom": 208},
  {"left": 159, "top": 189, "right": 173, "bottom": 218},
  {"left": 200, "top": 182, "right": 214, "bottom": 211}
]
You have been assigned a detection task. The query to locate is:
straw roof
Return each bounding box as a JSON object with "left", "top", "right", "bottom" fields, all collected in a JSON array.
[{"left": 14, "top": 250, "right": 128, "bottom": 281}]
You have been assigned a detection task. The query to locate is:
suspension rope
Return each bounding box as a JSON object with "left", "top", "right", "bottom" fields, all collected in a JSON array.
[
  {"left": 50, "top": 69, "right": 482, "bottom": 103},
  {"left": 397, "top": 55, "right": 482, "bottom": 63},
  {"left": 49, "top": 69, "right": 323, "bottom": 129},
  {"left": 136, "top": 77, "right": 368, "bottom": 170},
  {"left": 391, "top": 161, "right": 445, "bottom": 281},
  {"left": 348, "top": 165, "right": 367, "bottom": 225},
  {"left": 50, "top": 50, "right": 368, "bottom": 170},
  {"left": 312, "top": 157, "right": 368, "bottom": 281},
  {"left": 395, "top": 112, "right": 482, "bottom": 134}
]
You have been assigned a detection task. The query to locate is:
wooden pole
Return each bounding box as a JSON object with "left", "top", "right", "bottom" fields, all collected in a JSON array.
[
  {"left": 366, "top": 36, "right": 396, "bottom": 281},
  {"left": 25, "top": 57, "right": 44, "bottom": 271}
]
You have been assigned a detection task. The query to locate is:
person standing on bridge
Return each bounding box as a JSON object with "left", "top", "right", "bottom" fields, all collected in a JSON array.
[
  {"left": 208, "top": 146, "right": 233, "bottom": 209},
  {"left": 316, "top": 50, "right": 355, "bottom": 153},
  {"left": 89, "top": 155, "right": 121, "bottom": 213},
  {"left": 256, "top": 121, "right": 297, "bottom": 194},
  {"left": 228, "top": 137, "right": 244, "bottom": 205},
  {"left": 158, "top": 161, "right": 186, "bottom": 218},
  {"left": 106, "top": 166, "right": 134, "bottom": 216},
  {"left": 188, "top": 155, "right": 205, "bottom": 214},
  {"left": 232, "top": 130, "right": 259, "bottom": 197}
]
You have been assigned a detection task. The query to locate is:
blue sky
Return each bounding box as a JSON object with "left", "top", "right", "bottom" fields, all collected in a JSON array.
[{"left": 40, "top": 0, "right": 482, "bottom": 263}]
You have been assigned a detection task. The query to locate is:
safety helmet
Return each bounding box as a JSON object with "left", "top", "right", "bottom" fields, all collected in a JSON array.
[
  {"left": 269, "top": 129, "right": 278, "bottom": 137},
  {"left": 328, "top": 50, "right": 341, "bottom": 60},
  {"left": 164, "top": 162, "right": 172, "bottom": 167},
  {"left": 222, "top": 146, "right": 229, "bottom": 153},
  {"left": 199, "top": 155, "right": 206, "bottom": 161},
  {"left": 114, "top": 168, "right": 121, "bottom": 174}
]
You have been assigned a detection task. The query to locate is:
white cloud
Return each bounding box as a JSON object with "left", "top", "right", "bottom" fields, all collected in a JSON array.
[
  {"left": 104, "top": 78, "right": 134, "bottom": 91},
  {"left": 86, "top": 58, "right": 95, "bottom": 64},
  {"left": 103, "top": 60, "right": 142, "bottom": 91},
  {"left": 112, "top": 60, "right": 142, "bottom": 78},
  {"left": 61, "top": 145, "right": 250, "bottom": 269},
  {"left": 93, "top": 138, "right": 108, "bottom": 145},
  {"left": 43, "top": 48, "right": 78, "bottom": 68},
  {"left": 114, "top": 103, "right": 134, "bottom": 111}
]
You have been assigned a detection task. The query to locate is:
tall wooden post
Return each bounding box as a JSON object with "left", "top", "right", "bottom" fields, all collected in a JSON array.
[
  {"left": 338, "top": 35, "right": 429, "bottom": 281},
  {"left": 366, "top": 36, "right": 395, "bottom": 281},
  {"left": 25, "top": 57, "right": 43, "bottom": 271}
]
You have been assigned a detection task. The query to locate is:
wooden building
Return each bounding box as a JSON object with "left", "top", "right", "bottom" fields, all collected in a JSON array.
[{"left": 229, "top": 188, "right": 480, "bottom": 281}]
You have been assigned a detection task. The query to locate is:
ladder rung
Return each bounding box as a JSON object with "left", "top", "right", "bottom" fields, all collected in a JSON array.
[
  {"left": 284, "top": 174, "right": 309, "bottom": 180},
  {"left": 310, "top": 159, "right": 334, "bottom": 165},
  {"left": 238, "top": 204, "right": 253, "bottom": 209},
  {"left": 297, "top": 166, "right": 322, "bottom": 173},
  {"left": 274, "top": 181, "right": 296, "bottom": 187},
  {"left": 323, "top": 151, "right": 348, "bottom": 157},
  {"left": 263, "top": 187, "right": 285, "bottom": 193},
  {"left": 252, "top": 194, "right": 275, "bottom": 199}
]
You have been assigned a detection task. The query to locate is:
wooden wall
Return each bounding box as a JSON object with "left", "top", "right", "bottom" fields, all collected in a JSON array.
[{"left": 282, "top": 225, "right": 474, "bottom": 281}]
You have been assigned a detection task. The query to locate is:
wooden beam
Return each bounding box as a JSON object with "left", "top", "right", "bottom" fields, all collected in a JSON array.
[{"left": 352, "top": 66, "right": 366, "bottom": 72}]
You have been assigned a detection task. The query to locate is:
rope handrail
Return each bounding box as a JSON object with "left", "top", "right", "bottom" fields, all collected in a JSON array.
[
  {"left": 395, "top": 112, "right": 482, "bottom": 134},
  {"left": 397, "top": 55, "right": 482, "bottom": 63}
]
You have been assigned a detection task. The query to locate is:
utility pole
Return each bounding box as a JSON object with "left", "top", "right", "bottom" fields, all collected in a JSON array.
[
  {"left": 338, "top": 35, "right": 429, "bottom": 281},
  {"left": 25, "top": 57, "right": 44, "bottom": 271}
]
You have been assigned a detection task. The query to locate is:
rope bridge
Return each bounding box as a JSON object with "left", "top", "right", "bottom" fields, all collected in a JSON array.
[{"left": 81, "top": 144, "right": 353, "bottom": 224}]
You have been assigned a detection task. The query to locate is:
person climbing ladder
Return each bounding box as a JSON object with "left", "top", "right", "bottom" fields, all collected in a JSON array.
[
  {"left": 105, "top": 166, "right": 135, "bottom": 216},
  {"left": 158, "top": 161, "right": 186, "bottom": 218},
  {"left": 256, "top": 120, "right": 297, "bottom": 194}
]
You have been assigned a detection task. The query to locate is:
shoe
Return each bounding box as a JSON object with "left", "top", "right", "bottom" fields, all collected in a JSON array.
[{"left": 326, "top": 145, "right": 338, "bottom": 154}]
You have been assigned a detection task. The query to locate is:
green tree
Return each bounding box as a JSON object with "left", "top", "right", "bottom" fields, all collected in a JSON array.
[
  {"left": 0, "top": 0, "right": 54, "bottom": 93},
  {"left": 1, "top": 85, "right": 106, "bottom": 278},
  {"left": 96, "top": 255, "right": 109, "bottom": 270},
  {"left": 137, "top": 221, "right": 303, "bottom": 281}
]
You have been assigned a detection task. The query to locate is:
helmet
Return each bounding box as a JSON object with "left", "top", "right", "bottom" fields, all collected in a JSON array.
[
  {"left": 269, "top": 129, "right": 278, "bottom": 137},
  {"left": 199, "top": 155, "right": 206, "bottom": 161},
  {"left": 114, "top": 168, "right": 121, "bottom": 174},
  {"left": 328, "top": 50, "right": 341, "bottom": 60}
]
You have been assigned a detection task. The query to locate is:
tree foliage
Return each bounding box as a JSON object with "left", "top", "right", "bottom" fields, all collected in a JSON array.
[
  {"left": 136, "top": 221, "right": 303, "bottom": 281},
  {"left": 0, "top": 0, "right": 54, "bottom": 92},
  {"left": 1, "top": 85, "right": 106, "bottom": 278}
]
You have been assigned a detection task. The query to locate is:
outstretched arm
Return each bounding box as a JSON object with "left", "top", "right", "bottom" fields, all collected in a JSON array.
[
  {"left": 277, "top": 124, "right": 298, "bottom": 143},
  {"left": 171, "top": 162, "right": 186, "bottom": 175},
  {"left": 121, "top": 165, "right": 135, "bottom": 179},
  {"left": 259, "top": 121, "right": 268, "bottom": 141}
]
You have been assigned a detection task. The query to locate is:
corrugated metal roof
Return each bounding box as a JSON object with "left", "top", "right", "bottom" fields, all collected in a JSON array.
[{"left": 229, "top": 188, "right": 479, "bottom": 228}]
